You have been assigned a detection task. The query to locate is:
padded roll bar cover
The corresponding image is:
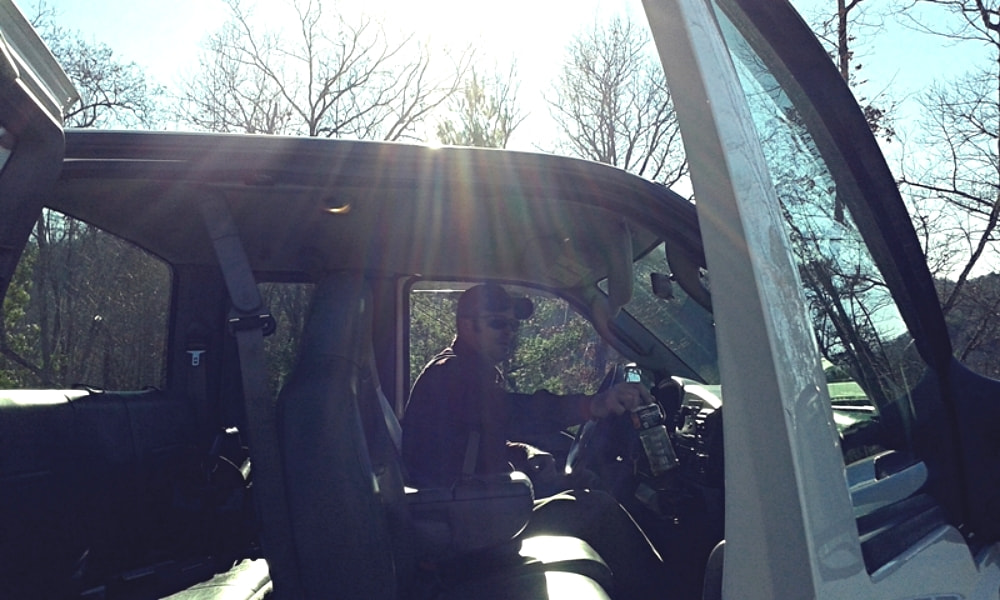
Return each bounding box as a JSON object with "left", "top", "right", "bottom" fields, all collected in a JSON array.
[{"left": 406, "top": 471, "right": 534, "bottom": 559}]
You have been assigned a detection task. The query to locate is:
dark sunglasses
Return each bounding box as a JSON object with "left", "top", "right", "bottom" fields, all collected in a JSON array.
[{"left": 482, "top": 316, "right": 520, "bottom": 332}]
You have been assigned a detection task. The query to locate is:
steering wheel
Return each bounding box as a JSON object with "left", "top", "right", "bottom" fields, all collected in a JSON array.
[{"left": 565, "top": 364, "right": 632, "bottom": 480}]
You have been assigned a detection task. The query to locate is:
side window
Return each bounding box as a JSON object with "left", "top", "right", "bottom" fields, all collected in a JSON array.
[
  {"left": 0, "top": 210, "right": 170, "bottom": 389},
  {"left": 715, "top": 11, "right": 925, "bottom": 463},
  {"left": 408, "top": 281, "right": 622, "bottom": 397}
]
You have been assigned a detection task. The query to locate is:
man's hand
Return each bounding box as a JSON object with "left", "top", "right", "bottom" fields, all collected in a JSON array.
[
  {"left": 589, "top": 382, "right": 653, "bottom": 419},
  {"left": 527, "top": 451, "right": 557, "bottom": 479},
  {"left": 527, "top": 451, "right": 573, "bottom": 497},
  {"left": 508, "top": 443, "right": 568, "bottom": 497}
]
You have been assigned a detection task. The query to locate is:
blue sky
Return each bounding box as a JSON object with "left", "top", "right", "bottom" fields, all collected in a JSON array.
[{"left": 42, "top": 0, "right": 229, "bottom": 86}]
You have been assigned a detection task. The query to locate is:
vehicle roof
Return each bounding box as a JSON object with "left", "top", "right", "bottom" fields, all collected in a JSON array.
[{"left": 51, "top": 130, "right": 701, "bottom": 290}]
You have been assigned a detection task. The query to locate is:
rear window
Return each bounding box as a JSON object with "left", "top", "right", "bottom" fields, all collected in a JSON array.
[{"left": 0, "top": 209, "right": 171, "bottom": 389}]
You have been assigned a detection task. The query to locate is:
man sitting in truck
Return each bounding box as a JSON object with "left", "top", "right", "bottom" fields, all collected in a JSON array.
[{"left": 403, "top": 283, "right": 670, "bottom": 600}]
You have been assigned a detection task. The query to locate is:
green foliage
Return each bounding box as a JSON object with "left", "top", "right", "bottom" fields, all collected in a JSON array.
[
  {"left": 409, "top": 291, "right": 459, "bottom": 386},
  {"left": 0, "top": 246, "right": 39, "bottom": 387},
  {"left": 509, "top": 296, "right": 611, "bottom": 394},
  {"left": 408, "top": 287, "right": 617, "bottom": 397},
  {"left": 436, "top": 68, "right": 524, "bottom": 148}
]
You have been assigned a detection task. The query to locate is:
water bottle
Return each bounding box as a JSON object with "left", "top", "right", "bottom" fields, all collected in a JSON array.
[{"left": 631, "top": 403, "right": 679, "bottom": 476}]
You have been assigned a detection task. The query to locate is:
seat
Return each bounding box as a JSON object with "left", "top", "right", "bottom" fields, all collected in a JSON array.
[
  {"left": 435, "top": 569, "right": 612, "bottom": 600},
  {"left": 702, "top": 540, "right": 724, "bottom": 600},
  {"left": 276, "top": 273, "right": 396, "bottom": 598},
  {"left": 275, "top": 272, "right": 616, "bottom": 599},
  {"left": 162, "top": 559, "right": 271, "bottom": 600}
]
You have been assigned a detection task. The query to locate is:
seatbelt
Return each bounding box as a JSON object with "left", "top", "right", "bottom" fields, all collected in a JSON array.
[
  {"left": 376, "top": 381, "right": 404, "bottom": 454},
  {"left": 199, "top": 194, "right": 303, "bottom": 599},
  {"left": 372, "top": 347, "right": 403, "bottom": 453},
  {"left": 462, "top": 431, "right": 480, "bottom": 476}
]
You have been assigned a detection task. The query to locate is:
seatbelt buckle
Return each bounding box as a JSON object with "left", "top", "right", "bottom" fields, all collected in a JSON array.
[
  {"left": 187, "top": 349, "right": 206, "bottom": 366},
  {"left": 227, "top": 311, "right": 277, "bottom": 337}
]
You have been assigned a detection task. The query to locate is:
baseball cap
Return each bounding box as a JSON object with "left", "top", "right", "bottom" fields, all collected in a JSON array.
[{"left": 456, "top": 284, "right": 534, "bottom": 320}]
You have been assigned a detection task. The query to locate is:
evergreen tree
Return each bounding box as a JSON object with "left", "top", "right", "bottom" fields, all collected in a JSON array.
[{"left": 436, "top": 67, "right": 525, "bottom": 148}]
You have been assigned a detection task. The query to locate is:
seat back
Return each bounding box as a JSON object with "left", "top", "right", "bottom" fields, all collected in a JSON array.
[
  {"left": 276, "top": 274, "right": 582, "bottom": 599},
  {"left": 0, "top": 389, "right": 250, "bottom": 598},
  {"left": 276, "top": 272, "right": 397, "bottom": 599},
  {"left": 702, "top": 540, "right": 725, "bottom": 600}
]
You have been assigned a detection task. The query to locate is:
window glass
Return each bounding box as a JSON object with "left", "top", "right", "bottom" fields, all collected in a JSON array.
[
  {"left": 409, "top": 283, "right": 460, "bottom": 388},
  {"left": 260, "top": 282, "right": 314, "bottom": 394},
  {"left": 408, "top": 281, "right": 622, "bottom": 397},
  {"left": 712, "top": 6, "right": 925, "bottom": 461},
  {"left": 0, "top": 209, "right": 170, "bottom": 389},
  {"left": 614, "top": 243, "right": 719, "bottom": 384}
]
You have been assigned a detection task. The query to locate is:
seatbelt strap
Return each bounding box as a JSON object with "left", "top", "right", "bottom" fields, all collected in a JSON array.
[
  {"left": 185, "top": 337, "right": 210, "bottom": 435},
  {"left": 462, "top": 431, "right": 480, "bottom": 476},
  {"left": 376, "top": 382, "right": 403, "bottom": 454},
  {"left": 372, "top": 344, "right": 403, "bottom": 454},
  {"left": 199, "top": 194, "right": 303, "bottom": 598}
]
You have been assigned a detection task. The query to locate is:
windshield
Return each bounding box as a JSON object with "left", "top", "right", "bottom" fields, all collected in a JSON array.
[{"left": 617, "top": 242, "right": 719, "bottom": 383}]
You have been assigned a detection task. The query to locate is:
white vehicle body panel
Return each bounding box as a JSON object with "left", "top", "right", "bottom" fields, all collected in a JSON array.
[{"left": 0, "top": 0, "right": 75, "bottom": 125}]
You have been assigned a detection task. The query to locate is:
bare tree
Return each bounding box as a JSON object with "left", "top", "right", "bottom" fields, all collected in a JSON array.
[
  {"left": 548, "top": 15, "right": 687, "bottom": 187},
  {"left": 896, "top": 0, "right": 1000, "bottom": 315},
  {"left": 2, "top": 210, "right": 170, "bottom": 389},
  {"left": 29, "top": 1, "right": 163, "bottom": 128},
  {"left": 436, "top": 65, "right": 526, "bottom": 148},
  {"left": 943, "top": 273, "right": 1000, "bottom": 376},
  {"left": 178, "top": 0, "right": 473, "bottom": 140},
  {"left": 178, "top": 21, "right": 295, "bottom": 134},
  {"left": 807, "top": 0, "right": 896, "bottom": 143}
]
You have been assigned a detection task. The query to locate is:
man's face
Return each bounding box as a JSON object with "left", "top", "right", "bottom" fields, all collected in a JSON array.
[{"left": 464, "top": 308, "right": 520, "bottom": 364}]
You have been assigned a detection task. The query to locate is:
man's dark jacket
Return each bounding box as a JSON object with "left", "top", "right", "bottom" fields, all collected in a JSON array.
[{"left": 402, "top": 337, "right": 590, "bottom": 487}]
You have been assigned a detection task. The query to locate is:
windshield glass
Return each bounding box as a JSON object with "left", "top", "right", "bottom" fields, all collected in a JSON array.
[{"left": 617, "top": 242, "right": 719, "bottom": 383}]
